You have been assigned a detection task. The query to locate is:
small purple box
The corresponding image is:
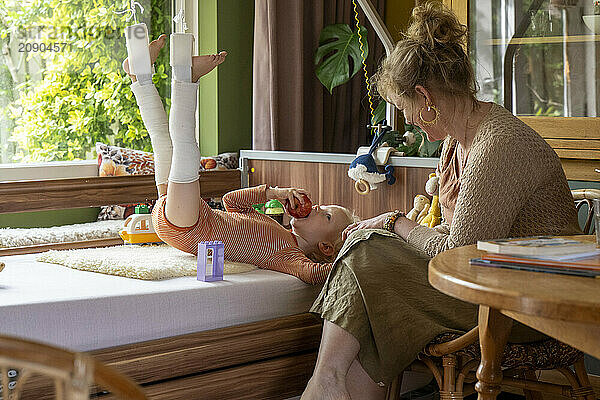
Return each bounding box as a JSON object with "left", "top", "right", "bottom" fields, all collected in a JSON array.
[{"left": 197, "top": 241, "right": 224, "bottom": 282}]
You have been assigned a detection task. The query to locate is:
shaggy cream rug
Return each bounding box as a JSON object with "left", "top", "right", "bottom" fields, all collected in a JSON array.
[
  {"left": 37, "top": 244, "right": 257, "bottom": 280},
  {"left": 0, "top": 220, "right": 122, "bottom": 248}
]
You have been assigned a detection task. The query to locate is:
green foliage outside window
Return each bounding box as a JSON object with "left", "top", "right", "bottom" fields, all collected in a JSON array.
[{"left": 0, "top": 0, "right": 170, "bottom": 162}]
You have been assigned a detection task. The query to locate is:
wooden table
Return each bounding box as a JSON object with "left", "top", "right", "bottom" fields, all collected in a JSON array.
[{"left": 428, "top": 235, "right": 600, "bottom": 400}]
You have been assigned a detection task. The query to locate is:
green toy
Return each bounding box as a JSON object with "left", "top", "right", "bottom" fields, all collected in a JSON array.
[
  {"left": 135, "top": 204, "right": 151, "bottom": 214},
  {"left": 265, "top": 200, "right": 285, "bottom": 215},
  {"left": 253, "top": 200, "right": 285, "bottom": 224}
]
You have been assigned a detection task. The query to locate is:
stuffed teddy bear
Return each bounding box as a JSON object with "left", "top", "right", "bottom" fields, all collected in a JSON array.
[
  {"left": 406, "top": 194, "right": 430, "bottom": 223},
  {"left": 419, "top": 172, "right": 442, "bottom": 228}
]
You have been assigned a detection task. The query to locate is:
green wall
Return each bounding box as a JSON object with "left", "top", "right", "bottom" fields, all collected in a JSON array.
[{"left": 198, "top": 0, "right": 254, "bottom": 156}]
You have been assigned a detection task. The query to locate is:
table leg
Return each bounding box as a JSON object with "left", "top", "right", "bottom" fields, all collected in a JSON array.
[{"left": 476, "top": 306, "right": 512, "bottom": 400}]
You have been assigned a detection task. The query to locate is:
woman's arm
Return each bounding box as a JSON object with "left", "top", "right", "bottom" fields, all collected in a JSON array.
[{"left": 405, "top": 135, "right": 539, "bottom": 258}]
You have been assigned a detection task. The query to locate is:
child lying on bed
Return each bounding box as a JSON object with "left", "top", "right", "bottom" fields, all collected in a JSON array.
[{"left": 123, "top": 35, "right": 356, "bottom": 285}]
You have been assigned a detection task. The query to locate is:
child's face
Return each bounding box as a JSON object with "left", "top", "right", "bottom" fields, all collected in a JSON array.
[{"left": 291, "top": 205, "right": 351, "bottom": 245}]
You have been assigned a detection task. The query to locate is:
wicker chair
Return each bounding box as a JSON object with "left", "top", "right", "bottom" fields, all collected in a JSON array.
[
  {"left": 0, "top": 334, "right": 147, "bottom": 400},
  {"left": 386, "top": 190, "right": 600, "bottom": 400}
]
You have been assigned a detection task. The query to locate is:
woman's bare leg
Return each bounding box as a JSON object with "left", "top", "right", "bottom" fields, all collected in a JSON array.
[
  {"left": 346, "top": 359, "right": 387, "bottom": 400},
  {"left": 301, "top": 320, "right": 357, "bottom": 400}
]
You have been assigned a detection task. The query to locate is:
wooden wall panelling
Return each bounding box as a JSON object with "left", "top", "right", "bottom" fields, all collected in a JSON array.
[
  {"left": 0, "top": 238, "right": 124, "bottom": 257},
  {"left": 0, "top": 170, "right": 241, "bottom": 214},
  {"left": 105, "top": 353, "right": 317, "bottom": 400},
  {"left": 248, "top": 160, "right": 435, "bottom": 219},
  {"left": 519, "top": 116, "right": 600, "bottom": 140},
  {"left": 519, "top": 117, "right": 600, "bottom": 181},
  {"left": 20, "top": 313, "right": 322, "bottom": 400}
]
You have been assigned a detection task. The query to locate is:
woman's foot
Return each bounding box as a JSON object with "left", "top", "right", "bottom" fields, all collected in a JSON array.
[
  {"left": 122, "top": 34, "right": 167, "bottom": 82},
  {"left": 191, "top": 51, "right": 227, "bottom": 82},
  {"left": 301, "top": 374, "right": 351, "bottom": 400}
]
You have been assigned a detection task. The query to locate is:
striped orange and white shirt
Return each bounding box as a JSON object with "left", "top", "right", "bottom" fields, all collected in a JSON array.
[{"left": 151, "top": 184, "right": 332, "bottom": 284}]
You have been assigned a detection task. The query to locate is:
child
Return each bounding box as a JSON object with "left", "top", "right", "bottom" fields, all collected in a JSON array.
[{"left": 124, "top": 35, "right": 356, "bottom": 284}]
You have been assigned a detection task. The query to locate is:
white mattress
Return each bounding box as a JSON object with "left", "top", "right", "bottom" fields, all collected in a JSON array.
[{"left": 0, "top": 253, "right": 322, "bottom": 351}]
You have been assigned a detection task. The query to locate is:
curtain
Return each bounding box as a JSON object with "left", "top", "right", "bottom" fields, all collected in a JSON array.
[{"left": 252, "top": 0, "right": 387, "bottom": 153}]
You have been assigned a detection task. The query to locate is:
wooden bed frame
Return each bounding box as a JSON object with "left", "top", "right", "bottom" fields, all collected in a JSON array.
[{"left": 0, "top": 170, "right": 323, "bottom": 399}]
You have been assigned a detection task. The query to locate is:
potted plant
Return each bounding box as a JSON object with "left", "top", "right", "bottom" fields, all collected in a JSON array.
[
  {"left": 583, "top": 1, "right": 600, "bottom": 33},
  {"left": 314, "top": 23, "right": 442, "bottom": 157}
]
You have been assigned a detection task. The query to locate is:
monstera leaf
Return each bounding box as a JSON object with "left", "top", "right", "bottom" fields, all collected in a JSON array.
[{"left": 315, "top": 24, "right": 368, "bottom": 93}]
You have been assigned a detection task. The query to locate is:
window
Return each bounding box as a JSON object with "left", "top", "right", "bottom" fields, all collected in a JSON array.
[
  {"left": 470, "top": 0, "right": 599, "bottom": 117},
  {"left": 0, "top": 0, "right": 172, "bottom": 165},
  {"left": 466, "top": 0, "right": 600, "bottom": 181}
]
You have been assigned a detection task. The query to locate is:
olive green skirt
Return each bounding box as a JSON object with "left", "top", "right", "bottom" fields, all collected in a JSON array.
[{"left": 310, "top": 229, "right": 544, "bottom": 385}]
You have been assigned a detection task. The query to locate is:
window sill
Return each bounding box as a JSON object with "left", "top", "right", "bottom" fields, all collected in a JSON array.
[{"left": 0, "top": 160, "right": 99, "bottom": 182}]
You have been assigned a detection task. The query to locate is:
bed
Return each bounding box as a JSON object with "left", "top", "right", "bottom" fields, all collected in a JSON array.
[{"left": 0, "top": 171, "right": 323, "bottom": 399}]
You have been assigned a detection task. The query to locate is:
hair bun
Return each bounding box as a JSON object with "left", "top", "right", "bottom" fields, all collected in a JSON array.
[{"left": 406, "top": 2, "right": 467, "bottom": 48}]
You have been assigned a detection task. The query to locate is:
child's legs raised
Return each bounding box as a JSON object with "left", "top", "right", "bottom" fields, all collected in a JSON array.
[
  {"left": 162, "top": 51, "right": 227, "bottom": 227},
  {"left": 164, "top": 80, "right": 201, "bottom": 227},
  {"left": 165, "top": 181, "right": 200, "bottom": 227}
]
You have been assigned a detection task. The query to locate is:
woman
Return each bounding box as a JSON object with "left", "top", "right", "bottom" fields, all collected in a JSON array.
[{"left": 301, "top": 2, "right": 581, "bottom": 400}]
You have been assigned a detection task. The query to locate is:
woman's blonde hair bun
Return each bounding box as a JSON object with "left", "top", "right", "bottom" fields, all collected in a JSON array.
[
  {"left": 373, "top": 1, "right": 477, "bottom": 106},
  {"left": 406, "top": 1, "right": 467, "bottom": 48}
]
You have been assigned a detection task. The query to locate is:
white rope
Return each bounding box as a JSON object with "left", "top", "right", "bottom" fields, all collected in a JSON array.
[{"left": 114, "top": 0, "right": 145, "bottom": 23}]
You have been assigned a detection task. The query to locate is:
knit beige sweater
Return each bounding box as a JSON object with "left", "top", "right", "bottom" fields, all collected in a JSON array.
[{"left": 407, "top": 103, "right": 582, "bottom": 258}]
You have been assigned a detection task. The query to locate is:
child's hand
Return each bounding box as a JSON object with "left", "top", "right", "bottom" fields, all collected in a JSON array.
[{"left": 266, "top": 186, "right": 311, "bottom": 209}]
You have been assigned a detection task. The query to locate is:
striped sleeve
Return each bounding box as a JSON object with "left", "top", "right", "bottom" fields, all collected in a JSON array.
[
  {"left": 267, "top": 248, "right": 333, "bottom": 285},
  {"left": 222, "top": 184, "right": 268, "bottom": 213}
]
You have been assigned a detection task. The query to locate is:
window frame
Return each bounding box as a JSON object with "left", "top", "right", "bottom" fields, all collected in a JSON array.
[{"left": 0, "top": 2, "right": 198, "bottom": 181}]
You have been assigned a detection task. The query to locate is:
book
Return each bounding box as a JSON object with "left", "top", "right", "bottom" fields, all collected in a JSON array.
[
  {"left": 481, "top": 252, "right": 600, "bottom": 272},
  {"left": 476, "top": 236, "right": 597, "bottom": 257},
  {"left": 470, "top": 258, "right": 600, "bottom": 278}
]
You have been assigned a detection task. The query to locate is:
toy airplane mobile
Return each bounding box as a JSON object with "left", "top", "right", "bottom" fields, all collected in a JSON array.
[{"left": 119, "top": 205, "right": 163, "bottom": 244}]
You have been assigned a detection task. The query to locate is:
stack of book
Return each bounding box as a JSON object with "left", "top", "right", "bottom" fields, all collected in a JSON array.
[{"left": 471, "top": 236, "right": 600, "bottom": 278}]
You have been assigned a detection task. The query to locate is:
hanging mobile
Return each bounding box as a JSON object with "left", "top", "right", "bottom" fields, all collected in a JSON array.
[
  {"left": 116, "top": 0, "right": 153, "bottom": 86},
  {"left": 347, "top": 0, "right": 399, "bottom": 195}
]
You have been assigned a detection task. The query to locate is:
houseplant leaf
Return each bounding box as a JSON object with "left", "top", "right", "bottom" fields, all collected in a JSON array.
[{"left": 315, "top": 23, "right": 368, "bottom": 93}]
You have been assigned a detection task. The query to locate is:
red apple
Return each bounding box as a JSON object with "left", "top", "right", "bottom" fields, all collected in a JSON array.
[{"left": 286, "top": 195, "right": 312, "bottom": 218}]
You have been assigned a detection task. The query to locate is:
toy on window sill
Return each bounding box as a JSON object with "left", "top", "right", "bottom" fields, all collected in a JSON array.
[
  {"left": 348, "top": 122, "right": 399, "bottom": 195},
  {"left": 119, "top": 204, "right": 163, "bottom": 244},
  {"left": 198, "top": 241, "right": 224, "bottom": 282},
  {"left": 419, "top": 173, "right": 442, "bottom": 228}
]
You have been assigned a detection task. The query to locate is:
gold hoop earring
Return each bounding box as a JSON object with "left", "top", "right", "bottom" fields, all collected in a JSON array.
[{"left": 419, "top": 104, "right": 439, "bottom": 126}]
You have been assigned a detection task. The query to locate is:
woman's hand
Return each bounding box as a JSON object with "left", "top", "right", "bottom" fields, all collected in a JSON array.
[
  {"left": 266, "top": 186, "right": 311, "bottom": 208},
  {"left": 342, "top": 212, "right": 395, "bottom": 240}
]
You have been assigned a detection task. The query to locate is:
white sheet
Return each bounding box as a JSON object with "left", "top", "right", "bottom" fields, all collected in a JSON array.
[{"left": 0, "top": 253, "right": 322, "bottom": 351}]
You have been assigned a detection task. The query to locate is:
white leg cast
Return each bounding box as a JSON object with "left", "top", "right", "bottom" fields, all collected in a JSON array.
[
  {"left": 168, "top": 80, "right": 200, "bottom": 183},
  {"left": 131, "top": 82, "right": 172, "bottom": 186},
  {"left": 125, "top": 23, "right": 153, "bottom": 85},
  {"left": 170, "top": 33, "right": 194, "bottom": 82}
]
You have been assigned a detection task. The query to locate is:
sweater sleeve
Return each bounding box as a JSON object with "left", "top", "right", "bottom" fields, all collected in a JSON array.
[
  {"left": 222, "top": 184, "right": 268, "bottom": 213},
  {"left": 406, "top": 135, "right": 538, "bottom": 258},
  {"left": 267, "top": 248, "right": 332, "bottom": 285}
]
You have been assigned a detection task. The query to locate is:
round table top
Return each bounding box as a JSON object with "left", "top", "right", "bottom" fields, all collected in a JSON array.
[{"left": 428, "top": 236, "right": 600, "bottom": 324}]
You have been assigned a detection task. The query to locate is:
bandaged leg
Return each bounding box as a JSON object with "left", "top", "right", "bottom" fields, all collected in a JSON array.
[
  {"left": 170, "top": 33, "right": 194, "bottom": 83},
  {"left": 168, "top": 80, "right": 200, "bottom": 183},
  {"left": 130, "top": 82, "right": 172, "bottom": 186}
]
